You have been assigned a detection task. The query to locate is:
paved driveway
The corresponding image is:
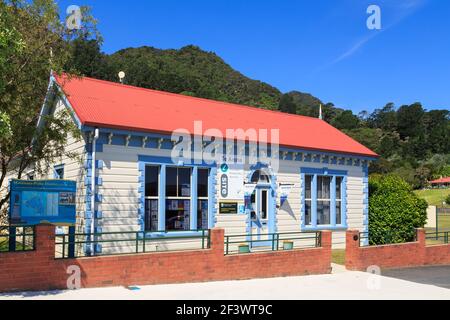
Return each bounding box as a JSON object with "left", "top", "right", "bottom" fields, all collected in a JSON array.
[
  {"left": 383, "top": 265, "right": 450, "bottom": 289},
  {"left": 1, "top": 268, "right": 450, "bottom": 300}
]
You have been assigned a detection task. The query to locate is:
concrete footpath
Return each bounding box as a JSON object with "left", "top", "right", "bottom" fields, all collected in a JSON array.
[{"left": 1, "top": 265, "right": 449, "bottom": 300}]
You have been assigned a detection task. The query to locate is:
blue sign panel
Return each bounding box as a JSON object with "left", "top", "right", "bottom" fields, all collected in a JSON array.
[{"left": 9, "top": 180, "right": 77, "bottom": 226}]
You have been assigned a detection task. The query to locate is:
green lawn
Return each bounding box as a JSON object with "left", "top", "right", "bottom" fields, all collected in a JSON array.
[
  {"left": 414, "top": 188, "right": 450, "bottom": 207},
  {"left": 332, "top": 250, "right": 346, "bottom": 265},
  {"left": 0, "top": 239, "right": 7, "bottom": 252},
  {"left": 437, "top": 215, "right": 450, "bottom": 230}
]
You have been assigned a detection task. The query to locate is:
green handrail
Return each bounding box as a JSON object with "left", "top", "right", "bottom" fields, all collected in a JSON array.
[
  {"left": 224, "top": 231, "right": 321, "bottom": 255},
  {"left": 55, "top": 229, "right": 211, "bottom": 259}
]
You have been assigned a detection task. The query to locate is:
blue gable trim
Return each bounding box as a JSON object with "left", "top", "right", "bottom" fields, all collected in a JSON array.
[{"left": 45, "top": 75, "right": 83, "bottom": 129}]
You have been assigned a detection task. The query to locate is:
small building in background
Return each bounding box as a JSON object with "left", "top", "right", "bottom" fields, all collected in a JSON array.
[{"left": 430, "top": 177, "right": 450, "bottom": 189}]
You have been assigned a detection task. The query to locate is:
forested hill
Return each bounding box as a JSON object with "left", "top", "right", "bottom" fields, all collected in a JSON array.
[
  {"left": 66, "top": 40, "right": 450, "bottom": 188},
  {"left": 69, "top": 41, "right": 326, "bottom": 113}
]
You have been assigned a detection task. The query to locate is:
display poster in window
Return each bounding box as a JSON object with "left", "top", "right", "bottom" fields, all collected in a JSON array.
[
  {"left": 219, "top": 164, "right": 244, "bottom": 200},
  {"left": 181, "top": 184, "right": 191, "bottom": 197}
]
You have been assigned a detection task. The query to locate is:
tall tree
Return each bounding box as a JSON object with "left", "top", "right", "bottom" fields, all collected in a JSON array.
[
  {"left": 278, "top": 94, "right": 297, "bottom": 114},
  {"left": 0, "top": 0, "right": 98, "bottom": 212},
  {"left": 368, "top": 103, "right": 397, "bottom": 131},
  {"left": 332, "top": 110, "right": 360, "bottom": 130},
  {"left": 396, "top": 103, "right": 426, "bottom": 139}
]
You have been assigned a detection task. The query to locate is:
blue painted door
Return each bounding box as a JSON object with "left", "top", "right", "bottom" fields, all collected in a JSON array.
[{"left": 250, "top": 188, "right": 272, "bottom": 247}]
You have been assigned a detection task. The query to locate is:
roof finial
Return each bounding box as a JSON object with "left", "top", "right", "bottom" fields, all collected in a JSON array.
[{"left": 319, "top": 104, "right": 323, "bottom": 120}]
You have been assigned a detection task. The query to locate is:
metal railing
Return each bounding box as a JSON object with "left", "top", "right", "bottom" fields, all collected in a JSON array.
[
  {"left": 0, "top": 225, "right": 36, "bottom": 253},
  {"left": 359, "top": 232, "right": 370, "bottom": 247},
  {"left": 426, "top": 231, "right": 449, "bottom": 245},
  {"left": 224, "top": 231, "right": 321, "bottom": 255},
  {"left": 55, "top": 229, "right": 211, "bottom": 259},
  {"left": 359, "top": 229, "right": 418, "bottom": 247}
]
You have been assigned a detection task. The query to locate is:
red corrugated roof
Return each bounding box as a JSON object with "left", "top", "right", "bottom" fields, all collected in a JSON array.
[
  {"left": 54, "top": 74, "right": 378, "bottom": 158},
  {"left": 430, "top": 177, "right": 450, "bottom": 184}
]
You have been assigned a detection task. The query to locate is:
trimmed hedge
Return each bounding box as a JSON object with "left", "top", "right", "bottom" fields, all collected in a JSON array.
[{"left": 369, "top": 174, "right": 428, "bottom": 245}]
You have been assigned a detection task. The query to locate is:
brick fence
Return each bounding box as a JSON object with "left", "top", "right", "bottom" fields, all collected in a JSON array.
[
  {"left": 0, "top": 225, "right": 332, "bottom": 293},
  {"left": 345, "top": 229, "right": 450, "bottom": 271}
]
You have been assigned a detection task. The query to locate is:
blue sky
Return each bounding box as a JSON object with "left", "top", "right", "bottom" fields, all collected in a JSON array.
[{"left": 57, "top": 0, "right": 450, "bottom": 113}]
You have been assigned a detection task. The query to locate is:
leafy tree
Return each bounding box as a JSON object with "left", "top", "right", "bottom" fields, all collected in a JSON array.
[
  {"left": 0, "top": 0, "right": 98, "bottom": 212},
  {"left": 343, "top": 127, "right": 383, "bottom": 155},
  {"left": 368, "top": 103, "right": 397, "bottom": 131},
  {"left": 378, "top": 132, "right": 400, "bottom": 158},
  {"left": 331, "top": 110, "right": 360, "bottom": 130},
  {"left": 369, "top": 175, "right": 428, "bottom": 245},
  {"left": 397, "top": 103, "right": 426, "bottom": 139},
  {"left": 278, "top": 94, "right": 297, "bottom": 114},
  {"left": 424, "top": 110, "right": 450, "bottom": 154},
  {"left": 0, "top": 3, "right": 25, "bottom": 96},
  {"left": 288, "top": 91, "right": 323, "bottom": 117},
  {"left": 65, "top": 38, "right": 106, "bottom": 78},
  {"left": 0, "top": 112, "right": 12, "bottom": 138}
]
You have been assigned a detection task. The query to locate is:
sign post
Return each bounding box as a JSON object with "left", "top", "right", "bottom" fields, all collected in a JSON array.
[{"left": 9, "top": 180, "right": 77, "bottom": 257}]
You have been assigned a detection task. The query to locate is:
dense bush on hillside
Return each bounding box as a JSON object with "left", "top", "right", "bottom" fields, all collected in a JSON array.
[{"left": 368, "top": 175, "right": 428, "bottom": 245}]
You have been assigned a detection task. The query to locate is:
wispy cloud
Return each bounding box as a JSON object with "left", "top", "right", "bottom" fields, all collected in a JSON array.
[{"left": 319, "top": 0, "right": 427, "bottom": 70}]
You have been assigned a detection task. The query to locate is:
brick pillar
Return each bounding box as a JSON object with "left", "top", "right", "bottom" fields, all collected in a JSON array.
[
  {"left": 345, "top": 230, "right": 360, "bottom": 270},
  {"left": 416, "top": 228, "right": 426, "bottom": 246},
  {"left": 321, "top": 231, "right": 332, "bottom": 249},
  {"left": 321, "top": 231, "right": 333, "bottom": 273},
  {"left": 35, "top": 224, "right": 56, "bottom": 257},
  {"left": 416, "top": 228, "right": 427, "bottom": 265},
  {"left": 210, "top": 228, "right": 225, "bottom": 255}
]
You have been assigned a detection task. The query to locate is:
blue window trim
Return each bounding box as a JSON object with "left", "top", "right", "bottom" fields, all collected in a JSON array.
[
  {"left": 300, "top": 167, "right": 348, "bottom": 231},
  {"left": 138, "top": 155, "right": 216, "bottom": 238}
]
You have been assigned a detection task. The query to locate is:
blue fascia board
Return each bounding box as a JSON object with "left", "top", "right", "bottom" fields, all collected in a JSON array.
[{"left": 81, "top": 126, "right": 378, "bottom": 161}]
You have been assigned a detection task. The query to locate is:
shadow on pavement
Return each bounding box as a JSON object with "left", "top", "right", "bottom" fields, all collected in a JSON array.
[{"left": 383, "top": 265, "right": 450, "bottom": 289}]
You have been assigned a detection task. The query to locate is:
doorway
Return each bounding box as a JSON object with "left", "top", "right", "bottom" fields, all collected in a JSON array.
[{"left": 250, "top": 187, "right": 272, "bottom": 247}]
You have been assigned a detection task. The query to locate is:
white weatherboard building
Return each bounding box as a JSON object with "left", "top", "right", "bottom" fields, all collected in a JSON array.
[{"left": 15, "top": 74, "right": 378, "bottom": 254}]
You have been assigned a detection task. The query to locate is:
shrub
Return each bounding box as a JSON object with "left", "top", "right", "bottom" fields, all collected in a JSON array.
[
  {"left": 446, "top": 194, "right": 450, "bottom": 206},
  {"left": 369, "top": 175, "right": 428, "bottom": 245}
]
